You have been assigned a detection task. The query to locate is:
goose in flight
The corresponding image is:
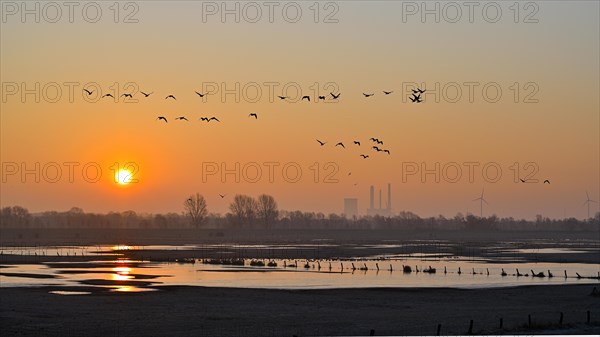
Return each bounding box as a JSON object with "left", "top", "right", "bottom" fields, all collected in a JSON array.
[
  {"left": 318, "top": 96, "right": 326, "bottom": 100},
  {"left": 195, "top": 91, "right": 206, "bottom": 97},
  {"left": 383, "top": 91, "right": 393, "bottom": 95},
  {"left": 410, "top": 93, "right": 422, "bottom": 103},
  {"left": 83, "top": 89, "right": 93, "bottom": 95},
  {"left": 278, "top": 96, "right": 287, "bottom": 100},
  {"left": 165, "top": 95, "right": 176, "bottom": 100},
  {"left": 383, "top": 149, "right": 390, "bottom": 155},
  {"left": 360, "top": 154, "right": 369, "bottom": 159},
  {"left": 336, "top": 142, "right": 345, "bottom": 148},
  {"left": 175, "top": 116, "right": 189, "bottom": 121},
  {"left": 330, "top": 92, "right": 341, "bottom": 99},
  {"left": 301, "top": 96, "right": 310, "bottom": 101},
  {"left": 208, "top": 117, "right": 220, "bottom": 122},
  {"left": 316, "top": 139, "right": 326, "bottom": 146},
  {"left": 248, "top": 113, "right": 258, "bottom": 119},
  {"left": 121, "top": 93, "right": 133, "bottom": 98},
  {"left": 102, "top": 93, "right": 114, "bottom": 98},
  {"left": 156, "top": 116, "right": 168, "bottom": 123},
  {"left": 354, "top": 141, "right": 361, "bottom": 146},
  {"left": 141, "top": 91, "right": 153, "bottom": 97},
  {"left": 543, "top": 179, "right": 550, "bottom": 184},
  {"left": 363, "top": 93, "right": 374, "bottom": 97}
]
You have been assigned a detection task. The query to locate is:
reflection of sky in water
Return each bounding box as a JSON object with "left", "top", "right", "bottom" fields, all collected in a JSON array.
[{"left": 2, "top": 257, "right": 598, "bottom": 293}]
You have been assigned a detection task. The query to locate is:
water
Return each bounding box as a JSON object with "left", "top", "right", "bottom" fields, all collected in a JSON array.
[{"left": 1, "top": 244, "right": 598, "bottom": 293}]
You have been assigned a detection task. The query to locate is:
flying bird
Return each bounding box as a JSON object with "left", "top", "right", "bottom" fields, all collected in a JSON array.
[
  {"left": 520, "top": 178, "right": 527, "bottom": 183},
  {"left": 330, "top": 92, "right": 341, "bottom": 99},
  {"left": 156, "top": 116, "right": 168, "bottom": 123},
  {"left": 383, "top": 91, "right": 393, "bottom": 95},
  {"left": 316, "top": 139, "right": 326, "bottom": 146},
  {"left": 140, "top": 91, "right": 153, "bottom": 97},
  {"left": 373, "top": 146, "right": 382, "bottom": 152},
  {"left": 336, "top": 142, "right": 345, "bottom": 148},
  {"left": 383, "top": 149, "right": 390, "bottom": 155},
  {"left": 360, "top": 154, "right": 369, "bottom": 159},
  {"left": 543, "top": 180, "right": 550, "bottom": 184},
  {"left": 199, "top": 117, "right": 209, "bottom": 122},
  {"left": 416, "top": 88, "right": 426, "bottom": 94},
  {"left": 278, "top": 96, "right": 287, "bottom": 100},
  {"left": 219, "top": 194, "right": 226, "bottom": 198},
  {"left": 410, "top": 93, "right": 422, "bottom": 103},
  {"left": 248, "top": 113, "right": 258, "bottom": 119},
  {"left": 318, "top": 96, "right": 326, "bottom": 100},
  {"left": 83, "top": 89, "right": 93, "bottom": 95},
  {"left": 354, "top": 141, "right": 361, "bottom": 146},
  {"left": 301, "top": 95, "right": 310, "bottom": 101},
  {"left": 175, "top": 117, "right": 189, "bottom": 121},
  {"left": 165, "top": 95, "right": 176, "bottom": 100},
  {"left": 376, "top": 139, "right": 384, "bottom": 145},
  {"left": 208, "top": 117, "right": 220, "bottom": 122},
  {"left": 121, "top": 93, "right": 133, "bottom": 98},
  {"left": 102, "top": 93, "right": 114, "bottom": 98},
  {"left": 369, "top": 137, "right": 378, "bottom": 142},
  {"left": 363, "top": 93, "right": 374, "bottom": 97},
  {"left": 195, "top": 91, "right": 206, "bottom": 97}
]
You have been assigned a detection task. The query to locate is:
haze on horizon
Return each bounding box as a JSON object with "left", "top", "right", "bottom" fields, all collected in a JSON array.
[{"left": 1, "top": 1, "right": 599, "bottom": 220}]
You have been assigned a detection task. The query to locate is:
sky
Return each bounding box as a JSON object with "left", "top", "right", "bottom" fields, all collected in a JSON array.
[{"left": 1, "top": 1, "right": 599, "bottom": 219}]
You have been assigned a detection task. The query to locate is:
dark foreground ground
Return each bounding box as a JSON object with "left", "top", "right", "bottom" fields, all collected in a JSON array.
[{"left": 1, "top": 285, "right": 599, "bottom": 336}]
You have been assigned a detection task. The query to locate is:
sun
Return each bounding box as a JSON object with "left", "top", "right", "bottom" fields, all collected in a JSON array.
[{"left": 115, "top": 169, "right": 133, "bottom": 185}]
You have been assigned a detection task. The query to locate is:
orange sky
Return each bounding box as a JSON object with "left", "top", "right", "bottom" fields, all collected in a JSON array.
[{"left": 1, "top": 1, "right": 599, "bottom": 219}]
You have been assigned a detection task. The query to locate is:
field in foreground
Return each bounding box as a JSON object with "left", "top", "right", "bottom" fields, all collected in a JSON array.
[{"left": 1, "top": 284, "right": 599, "bottom": 336}]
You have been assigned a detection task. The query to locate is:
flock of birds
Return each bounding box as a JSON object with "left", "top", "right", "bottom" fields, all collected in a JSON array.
[
  {"left": 201, "top": 258, "right": 600, "bottom": 280},
  {"left": 82, "top": 87, "right": 427, "bottom": 124},
  {"left": 316, "top": 137, "right": 391, "bottom": 159}
]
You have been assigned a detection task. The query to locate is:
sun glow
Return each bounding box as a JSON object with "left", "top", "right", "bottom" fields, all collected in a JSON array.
[{"left": 115, "top": 169, "right": 133, "bottom": 185}]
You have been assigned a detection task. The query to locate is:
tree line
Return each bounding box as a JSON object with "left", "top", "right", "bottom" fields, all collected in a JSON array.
[{"left": 1, "top": 194, "right": 599, "bottom": 231}]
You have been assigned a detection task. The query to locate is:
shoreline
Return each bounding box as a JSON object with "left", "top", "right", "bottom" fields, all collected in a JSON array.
[{"left": 2, "top": 284, "right": 599, "bottom": 336}]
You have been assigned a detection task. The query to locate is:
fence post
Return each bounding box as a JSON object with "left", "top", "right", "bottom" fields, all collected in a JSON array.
[
  {"left": 559, "top": 312, "right": 563, "bottom": 326},
  {"left": 437, "top": 323, "right": 441, "bottom": 336},
  {"left": 468, "top": 319, "right": 473, "bottom": 334},
  {"left": 499, "top": 317, "right": 503, "bottom": 329}
]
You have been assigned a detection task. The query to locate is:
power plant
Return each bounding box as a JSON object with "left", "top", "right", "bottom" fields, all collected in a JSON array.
[{"left": 367, "top": 183, "right": 392, "bottom": 216}]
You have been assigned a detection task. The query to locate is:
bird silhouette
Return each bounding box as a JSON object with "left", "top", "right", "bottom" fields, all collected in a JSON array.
[
  {"left": 369, "top": 137, "right": 379, "bottom": 143},
  {"left": 354, "top": 141, "right": 361, "bottom": 146},
  {"left": 336, "top": 142, "right": 345, "bottom": 148},
  {"left": 373, "top": 146, "right": 382, "bottom": 151},
  {"left": 175, "top": 116, "right": 189, "bottom": 121},
  {"left": 383, "top": 91, "right": 393, "bottom": 95},
  {"left": 199, "top": 117, "right": 209, "bottom": 122},
  {"left": 83, "top": 89, "right": 93, "bottom": 95},
  {"left": 375, "top": 139, "right": 383, "bottom": 145},
  {"left": 316, "top": 139, "right": 327, "bottom": 146},
  {"left": 195, "top": 91, "right": 206, "bottom": 97},
  {"left": 360, "top": 154, "right": 369, "bottom": 159},
  {"left": 102, "top": 93, "right": 114, "bottom": 98},
  {"left": 248, "top": 113, "right": 258, "bottom": 119},
  {"left": 383, "top": 149, "right": 390, "bottom": 155},
  {"left": 165, "top": 95, "right": 176, "bottom": 100},
  {"left": 412, "top": 88, "right": 426, "bottom": 94},
  {"left": 208, "top": 117, "right": 220, "bottom": 122},
  {"left": 301, "top": 96, "right": 310, "bottom": 101},
  {"left": 543, "top": 179, "right": 550, "bottom": 184},
  {"left": 157, "top": 116, "right": 168, "bottom": 123},
  {"left": 219, "top": 194, "right": 226, "bottom": 198},
  {"left": 330, "top": 92, "right": 341, "bottom": 99},
  {"left": 410, "top": 93, "right": 422, "bottom": 103},
  {"left": 140, "top": 91, "right": 153, "bottom": 97},
  {"left": 121, "top": 93, "right": 133, "bottom": 98},
  {"left": 318, "top": 96, "right": 326, "bottom": 100},
  {"left": 278, "top": 96, "right": 287, "bottom": 100},
  {"left": 520, "top": 178, "right": 527, "bottom": 183},
  {"left": 363, "top": 93, "right": 374, "bottom": 97}
]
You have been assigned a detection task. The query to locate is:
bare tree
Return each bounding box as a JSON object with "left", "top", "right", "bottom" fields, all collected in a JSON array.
[
  {"left": 229, "top": 194, "right": 257, "bottom": 227},
  {"left": 257, "top": 194, "right": 278, "bottom": 229},
  {"left": 184, "top": 193, "right": 208, "bottom": 228}
]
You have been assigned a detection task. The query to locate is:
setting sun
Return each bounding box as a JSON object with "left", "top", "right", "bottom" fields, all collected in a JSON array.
[{"left": 115, "top": 170, "right": 133, "bottom": 185}]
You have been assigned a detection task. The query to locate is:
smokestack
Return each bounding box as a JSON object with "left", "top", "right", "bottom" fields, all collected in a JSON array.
[
  {"left": 369, "top": 186, "right": 374, "bottom": 210},
  {"left": 379, "top": 189, "right": 382, "bottom": 210},
  {"left": 387, "top": 183, "right": 391, "bottom": 210}
]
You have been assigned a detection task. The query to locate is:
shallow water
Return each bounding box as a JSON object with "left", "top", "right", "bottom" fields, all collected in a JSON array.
[{"left": 1, "top": 256, "right": 598, "bottom": 293}]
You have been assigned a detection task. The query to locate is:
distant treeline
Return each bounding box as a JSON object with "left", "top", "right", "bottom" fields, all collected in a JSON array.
[{"left": 1, "top": 203, "right": 598, "bottom": 231}]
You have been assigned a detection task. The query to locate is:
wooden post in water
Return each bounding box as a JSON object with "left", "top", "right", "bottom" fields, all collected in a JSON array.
[
  {"left": 587, "top": 311, "right": 591, "bottom": 324},
  {"left": 369, "top": 328, "right": 375, "bottom": 336},
  {"left": 499, "top": 318, "right": 503, "bottom": 329},
  {"left": 436, "top": 323, "right": 441, "bottom": 336},
  {"left": 559, "top": 312, "right": 563, "bottom": 325},
  {"left": 528, "top": 314, "right": 532, "bottom": 328},
  {"left": 468, "top": 319, "right": 473, "bottom": 334}
]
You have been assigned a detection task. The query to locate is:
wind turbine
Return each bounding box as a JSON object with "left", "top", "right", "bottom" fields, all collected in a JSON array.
[
  {"left": 583, "top": 191, "right": 597, "bottom": 219},
  {"left": 472, "top": 188, "right": 489, "bottom": 218}
]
